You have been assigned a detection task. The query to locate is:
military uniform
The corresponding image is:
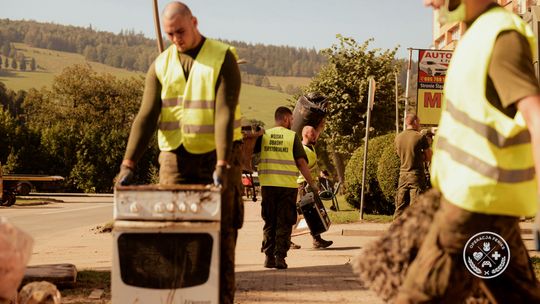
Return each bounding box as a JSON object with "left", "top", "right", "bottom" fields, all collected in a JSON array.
[{"left": 394, "top": 129, "right": 429, "bottom": 219}]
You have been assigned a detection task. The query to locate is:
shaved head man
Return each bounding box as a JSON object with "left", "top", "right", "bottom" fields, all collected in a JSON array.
[
  {"left": 162, "top": 2, "right": 201, "bottom": 52},
  {"left": 117, "top": 2, "right": 243, "bottom": 303}
]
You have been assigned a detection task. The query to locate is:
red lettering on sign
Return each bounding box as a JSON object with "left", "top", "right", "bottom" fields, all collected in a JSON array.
[{"left": 424, "top": 92, "right": 442, "bottom": 108}]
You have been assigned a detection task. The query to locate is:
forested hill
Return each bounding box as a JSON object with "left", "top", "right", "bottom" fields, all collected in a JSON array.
[{"left": 0, "top": 19, "right": 326, "bottom": 77}]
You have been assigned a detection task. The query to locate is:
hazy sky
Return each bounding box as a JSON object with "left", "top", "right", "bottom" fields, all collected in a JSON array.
[{"left": 3, "top": 0, "right": 434, "bottom": 58}]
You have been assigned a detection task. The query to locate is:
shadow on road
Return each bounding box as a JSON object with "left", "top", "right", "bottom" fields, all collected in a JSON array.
[{"left": 236, "top": 263, "right": 364, "bottom": 293}]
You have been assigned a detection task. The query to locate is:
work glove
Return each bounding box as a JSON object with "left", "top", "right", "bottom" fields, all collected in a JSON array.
[
  {"left": 213, "top": 164, "right": 230, "bottom": 188},
  {"left": 115, "top": 165, "right": 134, "bottom": 187}
]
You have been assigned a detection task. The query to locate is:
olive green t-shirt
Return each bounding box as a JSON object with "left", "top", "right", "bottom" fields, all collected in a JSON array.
[
  {"left": 123, "top": 37, "right": 240, "bottom": 164},
  {"left": 474, "top": 5, "right": 540, "bottom": 117},
  {"left": 395, "top": 129, "right": 429, "bottom": 175}
]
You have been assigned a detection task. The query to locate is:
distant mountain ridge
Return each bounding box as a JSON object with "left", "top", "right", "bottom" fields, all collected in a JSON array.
[{"left": 0, "top": 18, "right": 326, "bottom": 77}]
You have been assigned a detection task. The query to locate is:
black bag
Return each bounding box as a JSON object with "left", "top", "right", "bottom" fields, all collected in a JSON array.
[{"left": 291, "top": 93, "right": 329, "bottom": 134}]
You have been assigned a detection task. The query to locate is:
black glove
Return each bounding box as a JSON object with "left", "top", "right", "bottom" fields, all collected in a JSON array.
[
  {"left": 116, "top": 165, "right": 134, "bottom": 187},
  {"left": 213, "top": 164, "right": 230, "bottom": 188}
]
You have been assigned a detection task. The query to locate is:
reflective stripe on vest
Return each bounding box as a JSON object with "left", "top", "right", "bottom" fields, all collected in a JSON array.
[
  {"left": 297, "top": 144, "right": 317, "bottom": 184},
  {"left": 430, "top": 6, "right": 537, "bottom": 217},
  {"left": 258, "top": 127, "right": 298, "bottom": 188},
  {"left": 155, "top": 39, "right": 243, "bottom": 153}
]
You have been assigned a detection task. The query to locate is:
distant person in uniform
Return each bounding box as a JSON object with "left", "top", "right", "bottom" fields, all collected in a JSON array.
[
  {"left": 115, "top": 2, "right": 243, "bottom": 303},
  {"left": 394, "top": 114, "right": 432, "bottom": 219},
  {"left": 255, "top": 106, "right": 318, "bottom": 269}
]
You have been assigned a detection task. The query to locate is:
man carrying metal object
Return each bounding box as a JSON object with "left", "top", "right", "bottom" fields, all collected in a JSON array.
[
  {"left": 115, "top": 2, "right": 243, "bottom": 303},
  {"left": 394, "top": 0, "right": 540, "bottom": 302},
  {"left": 295, "top": 125, "right": 333, "bottom": 249}
]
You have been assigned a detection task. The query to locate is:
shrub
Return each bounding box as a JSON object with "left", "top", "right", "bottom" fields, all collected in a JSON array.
[
  {"left": 377, "top": 143, "right": 400, "bottom": 209},
  {"left": 344, "top": 133, "right": 395, "bottom": 214}
]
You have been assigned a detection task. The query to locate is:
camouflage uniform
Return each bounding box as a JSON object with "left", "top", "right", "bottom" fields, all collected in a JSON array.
[{"left": 158, "top": 142, "right": 244, "bottom": 304}]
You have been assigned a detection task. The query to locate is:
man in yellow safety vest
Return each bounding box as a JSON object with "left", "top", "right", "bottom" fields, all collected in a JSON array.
[
  {"left": 256, "top": 106, "right": 319, "bottom": 269},
  {"left": 395, "top": 0, "right": 540, "bottom": 302},
  {"left": 115, "top": 2, "right": 243, "bottom": 303}
]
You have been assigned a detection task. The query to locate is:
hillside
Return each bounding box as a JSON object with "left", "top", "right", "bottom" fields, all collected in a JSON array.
[
  {"left": 0, "top": 43, "right": 288, "bottom": 126},
  {"left": 0, "top": 18, "right": 326, "bottom": 77}
]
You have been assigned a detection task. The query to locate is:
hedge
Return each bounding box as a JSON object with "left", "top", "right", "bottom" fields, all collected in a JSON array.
[{"left": 344, "top": 133, "right": 395, "bottom": 214}]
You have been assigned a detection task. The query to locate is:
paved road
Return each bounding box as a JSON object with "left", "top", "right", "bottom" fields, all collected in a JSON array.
[{"left": 0, "top": 194, "right": 114, "bottom": 268}]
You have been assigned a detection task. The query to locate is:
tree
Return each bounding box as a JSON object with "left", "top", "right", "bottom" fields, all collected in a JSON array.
[
  {"left": 24, "top": 64, "right": 154, "bottom": 192},
  {"left": 30, "top": 58, "right": 36, "bottom": 71},
  {"left": 10, "top": 57, "right": 17, "bottom": 69},
  {"left": 19, "top": 57, "right": 26, "bottom": 71},
  {"left": 305, "top": 35, "right": 399, "bottom": 183}
]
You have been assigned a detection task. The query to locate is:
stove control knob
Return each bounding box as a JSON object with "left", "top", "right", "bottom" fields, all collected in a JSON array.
[
  {"left": 166, "top": 203, "right": 175, "bottom": 213},
  {"left": 190, "top": 202, "right": 199, "bottom": 213},
  {"left": 154, "top": 202, "right": 165, "bottom": 213},
  {"left": 178, "top": 202, "right": 187, "bottom": 213},
  {"left": 129, "top": 202, "right": 140, "bottom": 213}
]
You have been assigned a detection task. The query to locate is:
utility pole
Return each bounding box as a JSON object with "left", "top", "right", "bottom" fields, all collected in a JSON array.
[
  {"left": 360, "top": 77, "right": 376, "bottom": 220},
  {"left": 395, "top": 72, "right": 399, "bottom": 135},
  {"left": 403, "top": 48, "right": 413, "bottom": 130},
  {"left": 153, "top": 0, "right": 164, "bottom": 53}
]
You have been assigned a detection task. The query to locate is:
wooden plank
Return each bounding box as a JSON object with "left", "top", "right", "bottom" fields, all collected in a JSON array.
[{"left": 22, "top": 264, "right": 77, "bottom": 288}]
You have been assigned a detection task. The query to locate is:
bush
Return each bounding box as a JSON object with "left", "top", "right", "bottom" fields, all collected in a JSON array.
[
  {"left": 344, "top": 133, "right": 395, "bottom": 214},
  {"left": 377, "top": 143, "right": 400, "bottom": 208}
]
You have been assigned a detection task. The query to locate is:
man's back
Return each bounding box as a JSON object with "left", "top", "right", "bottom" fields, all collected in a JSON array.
[{"left": 395, "top": 129, "right": 428, "bottom": 175}]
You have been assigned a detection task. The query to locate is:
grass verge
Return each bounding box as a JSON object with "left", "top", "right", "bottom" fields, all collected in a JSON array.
[
  {"left": 61, "top": 270, "right": 111, "bottom": 300},
  {"left": 532, "top": 257, "right": 540, "bottom": 278},
  {"left": 15, "top": 198, "right": 60, "bottom": 206},
  {"left": 322, "top": 195, "right": 393, "bottom": 224}
]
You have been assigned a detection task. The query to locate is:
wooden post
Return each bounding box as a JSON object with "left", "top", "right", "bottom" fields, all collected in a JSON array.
[{"left": 153, "top": 0, "right": 164, "bottom": 53}]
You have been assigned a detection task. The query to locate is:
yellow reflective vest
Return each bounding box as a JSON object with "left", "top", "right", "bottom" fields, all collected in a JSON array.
[
  {"left": 297, "top": 144, "right": 317, "bottom": 184},
  {"left": 430, "top": 6, "right": 537, "bottom": 217},
  {"left": 258, "top": 127, "right": 299, "bottom": 188},
  {"left": 155, "top": 39, "right": 243, "bottom": 154}
]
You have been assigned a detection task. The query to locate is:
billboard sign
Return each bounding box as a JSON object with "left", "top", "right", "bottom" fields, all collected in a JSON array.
[{"left": 416, "top": 49, "right": 452, "bottom": 125}]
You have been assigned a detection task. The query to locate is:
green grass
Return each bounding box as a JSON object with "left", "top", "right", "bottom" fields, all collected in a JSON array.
[
  {"left": 320, "top": 195, "right": 393, "bottom": 224},
  {"left": 267, "top": 76, "right": 312, "bottom": 88},
  {"left": 0, "top": 43, "right": 143, "bottom": 91},
  {"left": 239, "top": 83, "right": 292, "bottom": 127},
  {"left": 1, "top": 43, "right": 294, "bottom": 128},
  {"left": 14, "top": 197, "right": 60, "bottom": 206},
  {"left": 533, "top": 257, "right": 540, "bottom": 278},
  {"left": 61, "top": 270, "right": 110, "bottom": 299}
]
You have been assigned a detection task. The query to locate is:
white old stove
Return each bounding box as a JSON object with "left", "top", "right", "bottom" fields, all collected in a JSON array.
[{"left": 112, "top": 185, "right": 221, "bottom": 304}]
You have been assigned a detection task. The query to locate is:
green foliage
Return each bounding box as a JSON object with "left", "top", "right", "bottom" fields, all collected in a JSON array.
[
  {"left": 21, "top": 64, "right": 157, "bottom": 192},
  {"left": 344, "top": 133, "right": 395, "bottom": 214},
  {"left": 377, "top": 142, "right": 400, "bottom": 204},
  {"left": 305, "top": 35, "right": 399, "bottom": 156}
]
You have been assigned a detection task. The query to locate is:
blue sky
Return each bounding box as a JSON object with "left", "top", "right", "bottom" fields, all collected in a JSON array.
[{"left": 3, "top": 0, "right": 433, "bottom": 58}]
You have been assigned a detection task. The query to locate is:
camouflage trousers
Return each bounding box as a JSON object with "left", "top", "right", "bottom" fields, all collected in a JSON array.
[
  {"left": 159, "top": 143, "right": 244, "bottom": 304},
  {"left": 395, "top": 197, "right": 540, "bottom": 304},
  {"left": 261, "top": 186, "right": 298, "bottom": 258},
  {"left": 394, "top": 173, "right": 426, "bottom": 220}
]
